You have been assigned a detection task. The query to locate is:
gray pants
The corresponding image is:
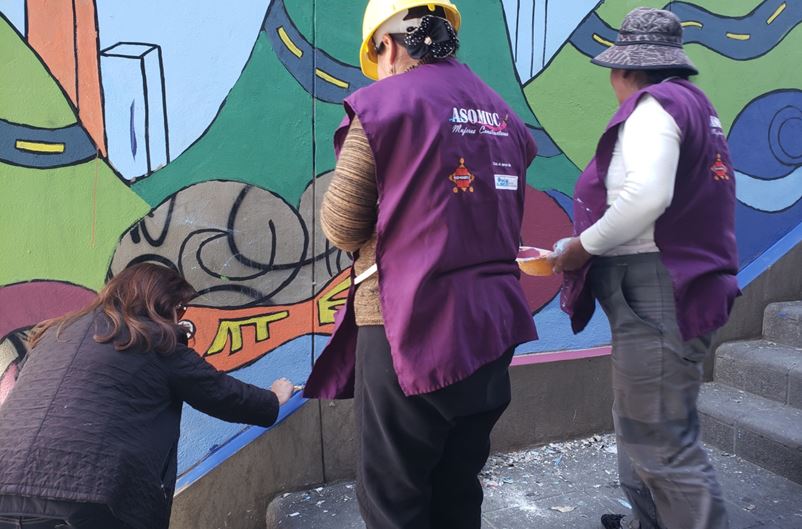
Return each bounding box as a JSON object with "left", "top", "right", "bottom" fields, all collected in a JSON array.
[{"left": 589, "top": 254, "right": 729, "bottom": 529}]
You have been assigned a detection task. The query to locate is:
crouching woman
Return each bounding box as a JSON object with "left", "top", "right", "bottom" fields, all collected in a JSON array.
[{"left": 0, "top": 263, "right": 294, "bottom": 529}]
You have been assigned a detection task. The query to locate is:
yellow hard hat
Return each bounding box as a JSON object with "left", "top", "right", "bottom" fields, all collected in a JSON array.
[{"left": 360, "top": 0, "right": 461, "bottom": 80}]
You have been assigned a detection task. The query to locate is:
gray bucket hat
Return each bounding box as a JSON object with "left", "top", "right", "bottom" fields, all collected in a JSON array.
[{"left": 592, "top": 7, "right": 698, "bottom": 74}]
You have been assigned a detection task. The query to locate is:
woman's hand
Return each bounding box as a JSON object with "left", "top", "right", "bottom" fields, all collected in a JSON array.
[
  {"left": 549, "top": 237, "right": 592, "bottom": 274},
  {"left": 271, "top": 378, "right": 294, "bottom": 406}
]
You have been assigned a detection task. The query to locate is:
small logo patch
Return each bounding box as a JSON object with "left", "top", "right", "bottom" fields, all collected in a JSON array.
[
  {"left": 711, "top": 153, "right": 730, "bottom": 181},
  {"left": 449, "top": 158, "right": 475, "bottom": 193},
  {"left": 710, "top": 115, "right": 724, "bottom": 137},
  {"left": 494, "top": 174, "right": 518, "bottom": 191}
]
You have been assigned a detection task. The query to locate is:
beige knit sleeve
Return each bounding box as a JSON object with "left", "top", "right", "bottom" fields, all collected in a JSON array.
[{"left": 320, "top": 116, "right": 378, "bottom": 252}]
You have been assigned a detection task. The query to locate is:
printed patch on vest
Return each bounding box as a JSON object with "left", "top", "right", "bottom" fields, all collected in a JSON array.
[
  {"left": 709, "top": 115, "right": 724, "bottom": 137},
  {"left": 711, "top": 153, "right": 730, "bottom": 181},
  {"left": 449, "top": 107, "right": 510, "bottom": 137},
  {"left": 449, "top": 158, "right": 475, "bottom": 193},
  {"left": 494, "top": 174, "right": 518, "bottom": 191}
]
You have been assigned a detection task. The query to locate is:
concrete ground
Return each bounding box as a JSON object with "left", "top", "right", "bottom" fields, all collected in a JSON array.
[{"left": 266, "top": 434, "right": 802, "bottom": 529}]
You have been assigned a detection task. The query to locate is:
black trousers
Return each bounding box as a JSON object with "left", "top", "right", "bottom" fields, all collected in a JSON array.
[
  {"left": 0, "top": 496, "right": 127, "bottom": 529},
  {"left": 354, "top": 326, "right": 513, "bottom": 529}
]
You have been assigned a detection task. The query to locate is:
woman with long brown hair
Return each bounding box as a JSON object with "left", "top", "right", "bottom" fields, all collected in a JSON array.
[{"left": 0, "top": 263, "right": 294, "bottom": 529}]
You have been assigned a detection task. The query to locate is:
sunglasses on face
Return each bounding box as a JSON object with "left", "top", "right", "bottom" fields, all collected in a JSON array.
[{"left": 176, "top": 303, "right": 188, "bottom": 321}]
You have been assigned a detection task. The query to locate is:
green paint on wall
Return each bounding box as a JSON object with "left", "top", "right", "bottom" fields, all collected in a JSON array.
[
  {"left": 284, "top": 0, "right": 313, "bottom": 36},
  {"left": 307, "top": 0, "right": 554, "bottom": 192},
  {"left": 135, "top": 1, "right": 545, "bottom": 207},
  {"left": 596, "top": 0, "right": 673, "bottom": 25},
  {"left": 525, "top": 44, "right": 616, "bottom": 168},
  {"left": 0, "top": 160, "right": 149, "bottom": 289},
  {"left": 133, "top": 32, "right": 314, "bottom": 208},
  {"left": 288, "top": 0, "right": 363, "bottom": 66},
  {"left": 686, "top": 31, "right": 802, "bottom": 132},
  {"left": 596, "top": 0, "right": 762, "bottom": 26},
  {"left": 526, "top": 19, "right": 802, "bottom": 170},
  {"left": 0, "top": 16, "right": 76, "bottom": 128},
  {"left": 0, "top": 15, "right": 147, "bottom": 290},
  {"left": 292, "top": 0, "right": 540, "bottom": 127},
  {"left": 456, "top": 1, "right": 540, "bottom": 126},
  {"left": 314, "top": 100, "right": 347, "bottom": 172},
  {"left": 298, "top": 0, "right": 564, "bottom": 193},
  {"left": 528, "top": 154, "right": 581, "bottom": 196}
]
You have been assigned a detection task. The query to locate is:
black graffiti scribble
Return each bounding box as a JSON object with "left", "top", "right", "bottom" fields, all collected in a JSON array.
[{"left": 110, "top": 177, "right": 350, "bottom": 309}]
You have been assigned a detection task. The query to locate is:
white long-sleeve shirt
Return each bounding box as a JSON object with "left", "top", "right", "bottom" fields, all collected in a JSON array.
[{"left": 580, "top": 94, "right": 681, "bottom": 256}]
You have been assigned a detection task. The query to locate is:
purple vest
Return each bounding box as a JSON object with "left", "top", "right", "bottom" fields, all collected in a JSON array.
[
  {"left": 305, "top": 59, "right": 538, "bottom": 399},
  {"left": 562, "top": 79, "right": 740, "bottom": 341}
]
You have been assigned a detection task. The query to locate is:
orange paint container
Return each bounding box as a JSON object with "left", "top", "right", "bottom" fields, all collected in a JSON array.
[{"left": 516, "top": 246, "right": 553, "bottom": 276}]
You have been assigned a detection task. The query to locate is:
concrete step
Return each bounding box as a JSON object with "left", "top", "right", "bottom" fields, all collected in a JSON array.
[
  {"left": 699, "top": 382, "right": 802, "bottom": 484},
  {"left": 764, "top": 301, "right": 802, "bottom": 348},
  {"left": 715, "top": 340, "right": 802, "bottom": 409}
]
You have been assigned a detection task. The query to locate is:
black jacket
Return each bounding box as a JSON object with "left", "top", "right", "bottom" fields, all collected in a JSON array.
[{"left": 0, "top": 311, "right": 279, "bottom": 529}]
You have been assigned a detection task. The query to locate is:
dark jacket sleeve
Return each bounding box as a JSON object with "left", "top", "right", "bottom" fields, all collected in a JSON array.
[{"left": 165, "top": 345, "right": 280, "bottom": 427}]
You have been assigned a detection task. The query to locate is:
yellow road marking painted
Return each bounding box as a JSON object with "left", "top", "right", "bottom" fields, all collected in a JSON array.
[
  {"left": 767, "top": 2, "right": 786, "bottom": 24},
  {"left": 15, "top": 140, "right": 66, "bottom": 154},
  {"left": 682, "top": 20, "right": 704, "bottom": 28},
  {"left": 277, "top": 26, "right": 303, "bottom": 58},
  {"left": 726, "top": 32, "right": 751, "bottom": 41},
  {"left": 315, "top": 68, "right": 349, "bottom": 89},
  {"left": 592, "top": 33, "right": 613, "bottom": 47}
]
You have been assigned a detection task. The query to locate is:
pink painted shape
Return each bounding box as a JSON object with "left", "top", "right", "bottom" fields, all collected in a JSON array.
[
  {"left": 0, "top": 281, "right": 96, "bottom": 338},
  {"left": 0, "top": 362, "right": 19, "bottom": 405},
  {"left": 510, "top": 346, "right": 611, "bottom": 367},
  {"left": 519, "top": 186, "right": 573, "bottom": 312}
]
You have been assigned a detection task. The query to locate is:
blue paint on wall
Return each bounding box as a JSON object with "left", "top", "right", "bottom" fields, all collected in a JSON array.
[
  {"left": 178, "top": 334, "right": 324, "bottom": 474},
  {"left": 176, "top": 391, "right": 308, "bottom": 492},
  {"left": 728, "top": 90, "right": 802, "bottom": 180},
  {"left": 736, "top": 199, "right": 802, "bottom": 269},
  {"left": 545, "top": 189, "right": 574, "bottom": 222},
  {"left": 0, "top": 0, "right": 25, "bottom": 36},
  {"left": 502, "top": 0, "right": 599, "bottom": 81},
  {"left": 728, "top": 90, "right": 802, "bottom": 214},
  {"left": 517, "top": 295, "right": 610, "bottom": 354},
  {"left": 129, "top": 101, "right": 137, "bottom": 157},
  {"left": 101, "top": 43, "right": 168, "bottom": 180},
  {"left": 95, "top": 0, "right": 270, "bottom": 160},
  {"left": 0, "top": 119, "right": 96, "bottom": 168}
]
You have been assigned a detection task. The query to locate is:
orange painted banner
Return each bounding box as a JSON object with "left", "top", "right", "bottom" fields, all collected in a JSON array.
[
  {"left": 27, "top": 0, "right": 106, "bottom": 154},
  {"left": 27, "top": 0, "right": 77, "bottom": 102},
  {"left": 74, "top": 0, "right": 106, "bottom": 155},
  {"left": 185, "top": 271, "right": 350, "bottom": 372}
]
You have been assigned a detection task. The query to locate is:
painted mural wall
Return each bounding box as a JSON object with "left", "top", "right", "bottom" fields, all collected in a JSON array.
[{"left": 1, "top": 0, "right": 801, "bottom": 480}]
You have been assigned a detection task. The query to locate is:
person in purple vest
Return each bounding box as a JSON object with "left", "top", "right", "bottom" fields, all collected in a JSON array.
[
  {"left": 303, "top": 1, "right": 538, "bottom": 527},
  {"left": 551, "top": 8, "right": 739, "bottom": 529}
]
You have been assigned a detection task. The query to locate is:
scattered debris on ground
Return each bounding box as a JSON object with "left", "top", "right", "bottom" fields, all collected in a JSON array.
[
  {"left": 267, "top": 434, "right": 802, "bottom": 528},
  {"left": 480, "top": 433, "right": 618, "bottom": 491}
]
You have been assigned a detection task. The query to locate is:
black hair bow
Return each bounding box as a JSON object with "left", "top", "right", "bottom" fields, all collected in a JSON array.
[{"left": 404, "top": 15, "right": 459, "bottom": 60}]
